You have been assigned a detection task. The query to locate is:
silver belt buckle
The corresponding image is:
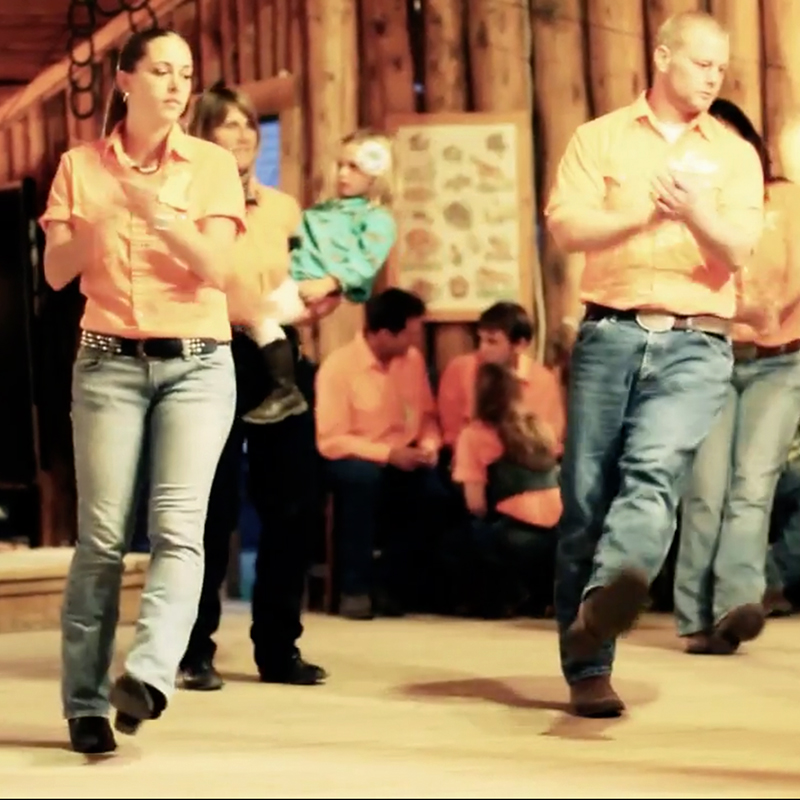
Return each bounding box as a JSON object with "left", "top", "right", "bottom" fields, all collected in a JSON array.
[{"left": 635, "top": 312, "right": 676, "bottom": 333}]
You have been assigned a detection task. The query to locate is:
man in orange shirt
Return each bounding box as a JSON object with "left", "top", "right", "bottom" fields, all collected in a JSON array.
[
  {"left": 316, "top": 288, "right": 446, "bottom": 619},
  {"left": 545, "top": 11, "right": 764, "bottom": 718},
  {"left": 438, "top": 302, "right": 565, "bottom": 457}
]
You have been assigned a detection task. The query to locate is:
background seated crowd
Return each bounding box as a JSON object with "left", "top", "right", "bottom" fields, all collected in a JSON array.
[
  {"left": 313, "top": 288, "right": 800, "bottom": 627},
  {"left": 115, "top": 285, "right": 800, "bottom": 628}
]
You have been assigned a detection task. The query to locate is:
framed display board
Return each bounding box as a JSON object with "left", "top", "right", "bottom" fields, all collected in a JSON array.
[{"left": 384, "top": 110, "right": 535, "bottom": 322}]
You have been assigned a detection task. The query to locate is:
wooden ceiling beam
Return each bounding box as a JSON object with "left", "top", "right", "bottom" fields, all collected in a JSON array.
[
  {"left": 0, "top": 0, "right": 85, "bottom": 15},
  {"left": 0, "top": 0, "right": 185, "bottom": 125}
]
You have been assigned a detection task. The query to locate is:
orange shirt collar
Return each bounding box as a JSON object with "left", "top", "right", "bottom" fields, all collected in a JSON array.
[
  {"left": 629, "top": 91, "right": 715, "bottom": 141},
  {"left": 353, "top": 332, "right": 386, "bottom": 372},
  {"left": 104, "top": 123, "right": 194, "bottom": 164}
]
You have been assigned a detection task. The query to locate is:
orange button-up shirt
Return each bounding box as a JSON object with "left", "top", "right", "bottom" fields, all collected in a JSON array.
[
  {"left": 437, "top": 351, "right": 566, "bottom": 451},
  {"left": 452, "top": 421, "right": 562, "bottom": 528},
  {"left": 316, "top": 333, "right": 442, "bottom": 463},
  {"left": 733, "top": 180, "right": 800, "bottom": 347},
  {"left": 39, "top": 125, "right": 246, "bottom": 340},
  {"left": 225, "top": 180, "right": 302, "bottom": 325},
  {"left": 545, "top": 93, "right": 764, "bottom": 319}
]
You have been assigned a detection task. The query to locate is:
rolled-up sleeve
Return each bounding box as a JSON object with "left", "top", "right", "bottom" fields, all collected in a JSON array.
[
  {"left": 39, "top": 153, "right": 73, "bottom": 229},
  {"left": 197, "top": 147, "right": 247, "bottom": 233}
]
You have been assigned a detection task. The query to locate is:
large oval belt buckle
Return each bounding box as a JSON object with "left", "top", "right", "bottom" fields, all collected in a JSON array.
[{"left": 635, "top": 312, "right": 676, "bottom": 333}]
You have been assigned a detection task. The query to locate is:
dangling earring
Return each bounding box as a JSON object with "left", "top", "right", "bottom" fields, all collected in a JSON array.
[{"left": 123, "top": 92, "right": 129, "bottom": 103}]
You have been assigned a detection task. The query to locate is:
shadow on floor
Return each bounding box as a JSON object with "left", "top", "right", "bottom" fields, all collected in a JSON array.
[{"left": 400, "top": 674, "right": 660, "bottom": 740}]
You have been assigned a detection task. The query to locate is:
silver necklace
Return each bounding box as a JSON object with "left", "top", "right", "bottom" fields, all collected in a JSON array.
[{"left": 119, "top": 148, "right": 161, "bottom": 174}]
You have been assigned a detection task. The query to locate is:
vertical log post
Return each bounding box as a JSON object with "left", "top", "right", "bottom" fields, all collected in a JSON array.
[
  {"left": 709, "top": 0, "right": 762, "bottom": 131},
  {"left": 466, "top": 0, "right": 543, "bottom": 358},
  {"left": 255, "top": 0, "right": 275, "bottom": 79},
  {"left": 761, "top": 0, "right": 800, "bottom": 176},
  {"left": 234, "top": 0, "right": 257, "bottom": 83},
  {"left": 644, "top": 0, "right": 703, "bottom": 55},
  {"left": 197, "top": 0, "right": 223, "bottom": 86},
  {"left": 422, "top": 0, "right": 474, "bottom": 375},
  {"left": 586, "top": 0, "right": 647, "bottom": 116},
  {"left": 304, "top": 0, "right": 360, "bottom": 361},
  {"left": 359, "top": 0, "right": 417, "bottom": 316},
  {"left": 531, "top": 0, "right": 590, "bottom": 364},
  {"left": 359, "top": 0, "right": 416, "bottom": 127}
]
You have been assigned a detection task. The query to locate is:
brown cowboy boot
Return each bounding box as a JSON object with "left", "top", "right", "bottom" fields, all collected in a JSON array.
[
  {"left": 570, "top": 675, "right": 625, "bottom": 718},
  {"left": 564, "top": 567, "right": 650, "bottom": 660},
  {"left": 713, "top": 603, "right": 766, "bottom": 649}
]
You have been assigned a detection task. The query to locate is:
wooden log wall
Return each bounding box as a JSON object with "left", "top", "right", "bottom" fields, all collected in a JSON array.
[{"left": 3, "top": 0, "right": 800, "bottom": 545}]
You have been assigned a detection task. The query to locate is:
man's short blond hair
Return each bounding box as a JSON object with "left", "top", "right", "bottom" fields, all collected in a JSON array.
[{"left": 656, "top": 11, "right": 728, "bottom": 52}]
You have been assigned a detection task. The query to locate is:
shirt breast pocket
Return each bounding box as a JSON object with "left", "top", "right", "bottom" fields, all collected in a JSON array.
[
  {"left": 157, "top": 170, "right": 193, "bottom": 218},
  {"left": 603, "top": 165, "right": 651, "bottom": 211}
]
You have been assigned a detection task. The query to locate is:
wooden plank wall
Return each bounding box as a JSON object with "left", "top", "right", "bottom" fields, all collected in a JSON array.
[{"left": 2, "top": 0, "right": 800, "bottom": 546}]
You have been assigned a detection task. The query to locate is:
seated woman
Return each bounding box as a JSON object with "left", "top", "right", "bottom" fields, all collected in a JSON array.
[{"left": 451, "top": 361, "right": 561, "bottom": 617}]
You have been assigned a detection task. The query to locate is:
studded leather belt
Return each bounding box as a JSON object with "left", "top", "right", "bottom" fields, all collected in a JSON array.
[
  {"left": 583, "top": 304, "right": 731, "bottom": 339},
  {"left": 733, "top": 339, "right": 800, "bottom": 362},
  {"left": 80, "top": 330, "right": 229, "bottom": 359}
]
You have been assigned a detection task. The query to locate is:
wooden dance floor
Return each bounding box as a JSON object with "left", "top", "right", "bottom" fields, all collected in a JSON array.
[{"left": 1, "top": 604, "right": 799, "bottom": 798}]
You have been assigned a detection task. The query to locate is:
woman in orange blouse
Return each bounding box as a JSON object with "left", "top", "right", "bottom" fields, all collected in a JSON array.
[
  {"left": 451, "top": 362, "right": 561, "bottom": 617},
  {"left": 40, "top": 29, "right": 245, "bottom": 754}
]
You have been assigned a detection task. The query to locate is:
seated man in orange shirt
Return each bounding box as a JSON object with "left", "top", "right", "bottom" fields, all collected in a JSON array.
[
  {"left": 437, "top": 301, "right": 565, "bottom": 461},
  {"left": 316, "top": 288, "right": 447, "bottom": 619},
  {"left": 451, "top": 362, "right": 562, "bottom": 618}
]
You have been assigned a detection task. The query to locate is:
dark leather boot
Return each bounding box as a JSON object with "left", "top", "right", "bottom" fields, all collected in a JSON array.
[
  {"left": 67, "top": 716, "right": 117, "bottom": 754},
  {"left": 564, "top": 567, "right": 650, "bottom": 660},
  {"left": 260, "top": 653, "right": 328, "bottom": 686},
  {"left": 570, "top": 675, "right": 625, "bottom": 718},
  {"left": 714, "top": 603, "right": 766, "bottom": 649},
  {"left": 242, "top": 338, "right": 308, "bottom": 425},
  {"left": 179, "top": 659, "right": 224, "bottom": 691},
  {"left": 109, "top": 673, "right": 167, "bottom": 736}
]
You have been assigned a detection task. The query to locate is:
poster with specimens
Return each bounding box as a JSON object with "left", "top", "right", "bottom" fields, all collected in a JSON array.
[{"left": 385, "top": 112, "right": 533, "bottom": 321}]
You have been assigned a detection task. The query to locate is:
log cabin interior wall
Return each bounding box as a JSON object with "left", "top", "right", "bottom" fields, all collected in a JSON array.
[{"left": 0, "top": 0, "right": 798, "bottom": 546}]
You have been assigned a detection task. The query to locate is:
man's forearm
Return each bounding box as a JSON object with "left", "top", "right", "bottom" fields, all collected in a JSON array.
[
  {"left": 547, "top": 207, "right": 649, "bottom": 253},
  {"left": 685, "top": 205, "right": 759, "bottom": 273}
]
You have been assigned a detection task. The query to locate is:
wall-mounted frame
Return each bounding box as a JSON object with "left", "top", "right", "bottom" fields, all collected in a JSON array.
[{"left": 384, "top": 110, "right": 535, "bottom": 323}]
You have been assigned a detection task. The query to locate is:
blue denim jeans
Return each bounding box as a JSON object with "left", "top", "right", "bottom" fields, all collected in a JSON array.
[
  {"left": 62, "top": 344, "right": 236, "bottom": 719},
  {"left": 766, "top": 459, "right": 800, "bottom": 591},
  {"left": 326, "top": 459, "right": 449, "bottom": 607},
  {"left": 555, "top": 316, "right": 733, "bottom": 685},
  {"left": 674, "top": 351, "right": 800, "bottom": 635}
]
